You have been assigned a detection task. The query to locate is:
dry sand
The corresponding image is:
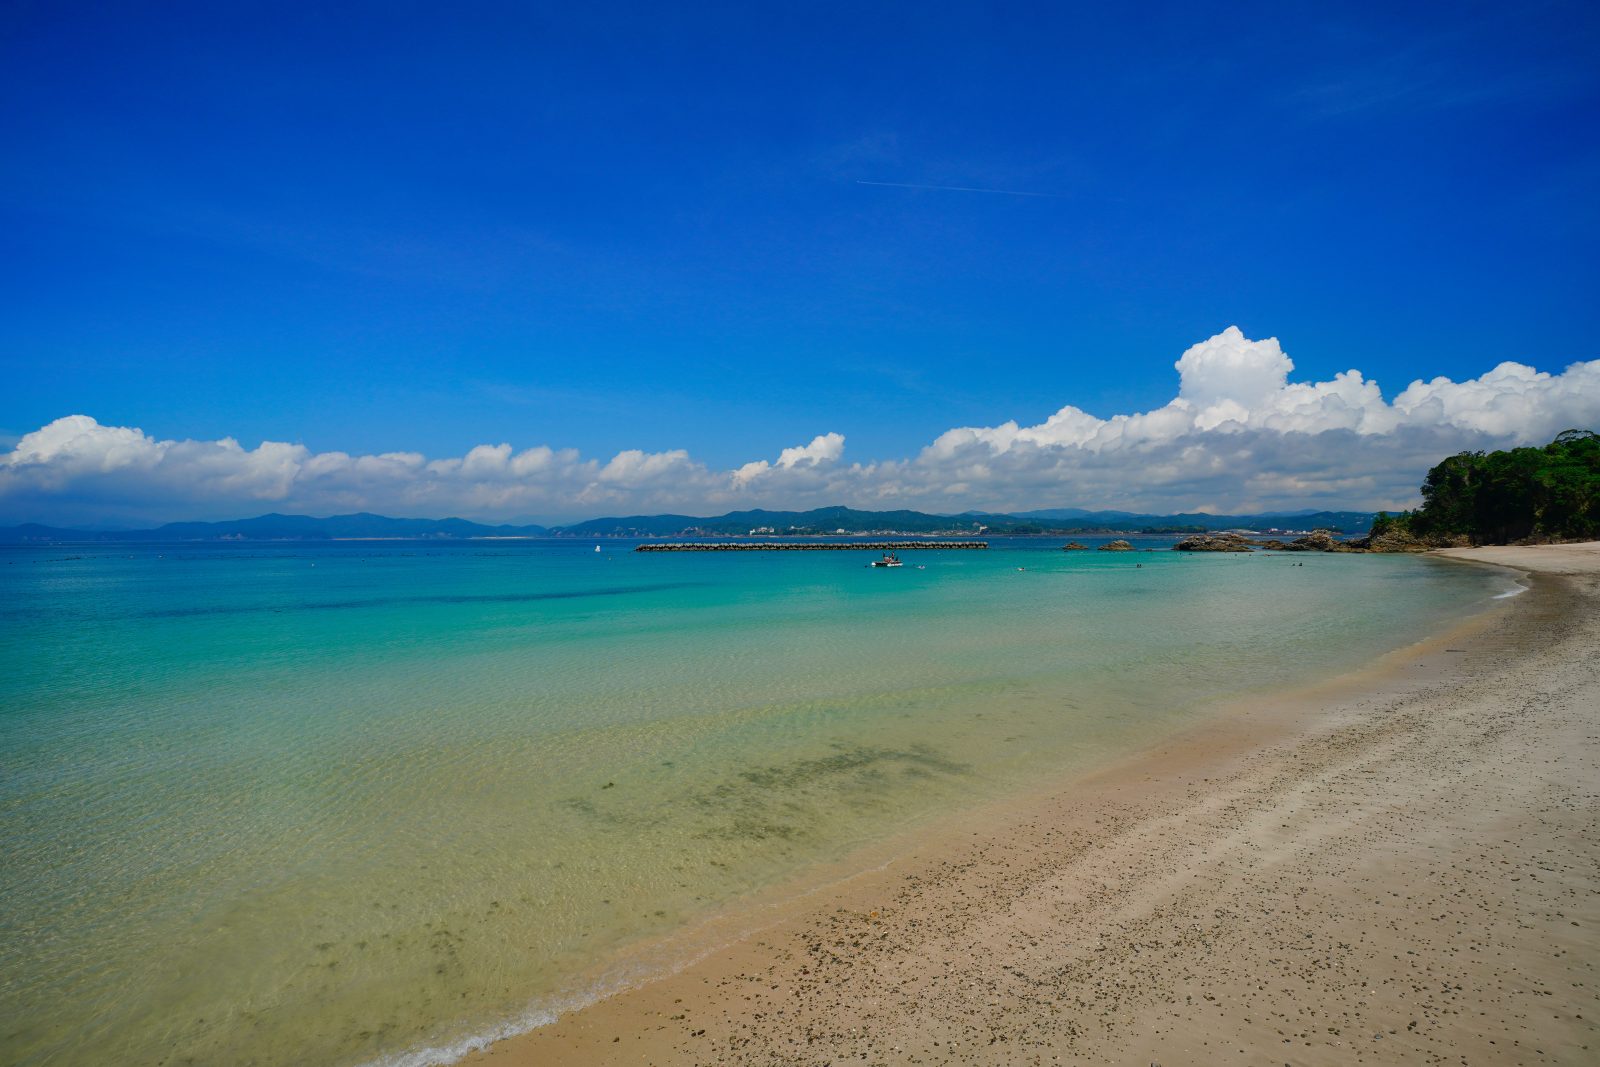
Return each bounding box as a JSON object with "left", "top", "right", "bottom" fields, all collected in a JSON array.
[{"left": 474, "top": 543, "right": 1600, "bottom": 1066}]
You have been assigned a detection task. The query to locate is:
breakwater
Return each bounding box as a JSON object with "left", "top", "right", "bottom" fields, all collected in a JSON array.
[{"left": 635, "top": 540, "right": 988, "bottom": 552}]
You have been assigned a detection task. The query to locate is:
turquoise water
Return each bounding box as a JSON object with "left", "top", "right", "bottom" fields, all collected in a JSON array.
[{"left": 0, "top": 538, "right": 1511, "bottom": 1066}]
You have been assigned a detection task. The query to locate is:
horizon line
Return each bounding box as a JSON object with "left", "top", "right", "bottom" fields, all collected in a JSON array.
[{"left": 1, "top": 504, "right": 1379, "bottom": 533}]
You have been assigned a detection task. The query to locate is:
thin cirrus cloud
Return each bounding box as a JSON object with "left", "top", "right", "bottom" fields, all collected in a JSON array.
[{"left": 3, "top": 327, "right": 1597, "bottom": 526}]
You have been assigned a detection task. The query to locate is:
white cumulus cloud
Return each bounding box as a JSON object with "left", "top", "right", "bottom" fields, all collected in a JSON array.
[
  {"left": 4, "top": 328, "right": 1596, "bottom": 525},
  {"left": 732, "top": 433, "right": 847, "bottom": 487}
]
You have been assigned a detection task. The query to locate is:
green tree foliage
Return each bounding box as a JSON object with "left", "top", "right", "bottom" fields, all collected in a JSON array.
[
  {"left": 1369, "top": 510, "right": 1403, "bottom": 536},
  {"left": 1401, "top": 429, "right": 1600, "bottom": 544}
]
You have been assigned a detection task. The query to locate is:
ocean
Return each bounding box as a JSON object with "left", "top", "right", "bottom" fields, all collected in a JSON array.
[{"left": 0, "top": 537, "right": 1513, "bottom": 1066}]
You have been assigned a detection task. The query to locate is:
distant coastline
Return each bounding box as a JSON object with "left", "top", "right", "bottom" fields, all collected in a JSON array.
[{"left": 0, "top": 505, "right": 1374, "bottom": 543}]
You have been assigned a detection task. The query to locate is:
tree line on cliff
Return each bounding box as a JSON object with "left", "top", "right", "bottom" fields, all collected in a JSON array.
[{"left": 1372, "top": 429, "right": 1599, "bottom": 546}]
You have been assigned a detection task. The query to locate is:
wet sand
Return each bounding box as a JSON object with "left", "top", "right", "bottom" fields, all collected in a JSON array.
[{"left": 472, "top": 543, "right": 1600, "bottom": 1066}]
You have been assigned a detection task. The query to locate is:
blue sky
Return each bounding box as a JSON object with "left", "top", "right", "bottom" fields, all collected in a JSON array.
[{"left": 3, "top": 2, "right": 1598, "bottom": 523}]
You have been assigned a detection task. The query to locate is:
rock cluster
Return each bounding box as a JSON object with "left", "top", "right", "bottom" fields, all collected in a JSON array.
[
  {"left": 1061, "top": 542, "right": 1089, "bottom": 551},
  {"left": 1174, "top": 533, "right": 1257, "bottom": 552},
  {"left": 1258, "top": 529, "right": 1440, "bottom": 553},
  {"left": 1171, "top": 525, "right": 1471, "bottom": 555},
  {"left": 1256, "top": 530, "right": 1353, "bottom": 553},
  {"left": 1097, "top": 539, "right": 1134, "bottom": 552},
  {"left": 1349, "top": 527, "right": 1430, "bottom": 553}
]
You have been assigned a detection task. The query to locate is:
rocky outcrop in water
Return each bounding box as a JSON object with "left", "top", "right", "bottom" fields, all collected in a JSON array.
[
  {"left": 1349, "top": 527, "right": 1430, "bottom": 553},
  {"left": 1282, "top": 530, "right": 1347, "bottom": 552},
  {"left": 1061, "top": 542, "right": 1089, "bottom": 551},
  {"left": 1098, "top": 539, "right": 1134, "bottom": 551},
  {"left": 1174, "top": 533, "right": 1257, "bottom": 552},
  {"left": 1254, "top": 531, "right": 1369, "bottom": 556},
  {"left": 1173, "top": 527, "right": 1457, "bottom": 554}
]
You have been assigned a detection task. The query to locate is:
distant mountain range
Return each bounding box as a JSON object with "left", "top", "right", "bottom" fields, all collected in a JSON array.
[
  {"left": 0, "top": 506, "right": 1376, "bottom": 542},
  {"left": 0, "top": 512, "right": 551, "bottom": 542}
]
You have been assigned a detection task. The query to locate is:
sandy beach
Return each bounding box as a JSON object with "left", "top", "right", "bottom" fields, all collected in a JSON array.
[{"left": 472, "top": 543, "right": 1600, "bottom": 1066}]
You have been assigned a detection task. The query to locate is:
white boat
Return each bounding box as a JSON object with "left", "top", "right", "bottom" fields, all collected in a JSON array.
[{"left": 869, "top": 553, "right": 904, "bottom": 568}]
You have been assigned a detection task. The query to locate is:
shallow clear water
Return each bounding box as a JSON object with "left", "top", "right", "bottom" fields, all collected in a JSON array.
[{"left": 0, "top": 538, "right": 1509, "bottom": 1066}]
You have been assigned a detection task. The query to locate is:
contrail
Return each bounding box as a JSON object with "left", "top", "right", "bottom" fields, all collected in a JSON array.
[{"left": 855, "top": 179, "right": 1064, "bottom": 198}]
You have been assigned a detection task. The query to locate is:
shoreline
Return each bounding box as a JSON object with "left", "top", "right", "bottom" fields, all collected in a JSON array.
[{"left": 462, "top": 543, "right": 1598, "bottom": 1066}]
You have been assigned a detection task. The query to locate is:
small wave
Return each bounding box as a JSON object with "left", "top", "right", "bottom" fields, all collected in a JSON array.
[
  {"left": 358, "top": 966, "right": 652, "bottom": 1067},
  {"left": 1492, "top": 583, "right": 1528, "bottom": 600},
  {"left": 359, "top": 1005, "right": 562, "bottom": 1067},
  {"left": 359, "top": 918, "right": 752, "bottom": 1067}
]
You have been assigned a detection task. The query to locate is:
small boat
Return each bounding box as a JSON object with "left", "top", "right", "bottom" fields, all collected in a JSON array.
[
  {"left": 595, "top": 545, "right": 601, "bottom": 552},
  {"left": 870, "top": 553, "right": 904, "bottom": 568}
]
